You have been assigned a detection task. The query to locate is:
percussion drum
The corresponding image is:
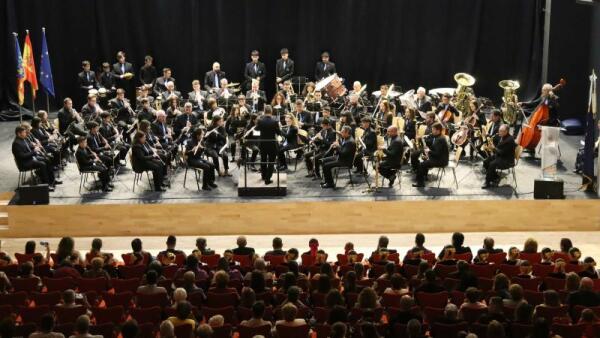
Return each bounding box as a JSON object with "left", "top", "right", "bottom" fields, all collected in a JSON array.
[{"left": 315, "top": 74, "right": 347, "bottom": 99}]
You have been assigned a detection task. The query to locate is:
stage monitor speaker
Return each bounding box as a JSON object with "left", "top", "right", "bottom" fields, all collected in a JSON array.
[
  {"left": 533, "top": 178, "right": 564, "bottom": 199},
  {"left": 14, "top": 185, "right": 50, "bottom": 205}
]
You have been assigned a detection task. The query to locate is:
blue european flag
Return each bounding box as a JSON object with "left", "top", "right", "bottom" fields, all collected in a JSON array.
[{"left": 39, "top": 28, "right": 55, "bottom": 97}]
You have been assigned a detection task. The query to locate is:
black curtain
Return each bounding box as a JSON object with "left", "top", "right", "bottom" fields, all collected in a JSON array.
[{"left": 1, "top": 0, "right": 543, "bottom": 115}]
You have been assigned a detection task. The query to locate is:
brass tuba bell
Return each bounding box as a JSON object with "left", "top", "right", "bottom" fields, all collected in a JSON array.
[
  {"left": 499, "top": 80, "right": 520, "bottom": 125},
  {"left": 454, "top": 73, "right": 476, "bottom": 87},
  {"left": 453, "top": 73, "right": 476, "bottom": 117}
]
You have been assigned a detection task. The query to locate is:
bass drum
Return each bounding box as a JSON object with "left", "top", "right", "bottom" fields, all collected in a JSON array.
[{"left": 315, "top": 74, "right": 347, "bottom": 99}]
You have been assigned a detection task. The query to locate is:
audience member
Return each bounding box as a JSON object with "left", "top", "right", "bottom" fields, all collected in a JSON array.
[
  {"left": 69, "top": 315, "right": 101, "bottom": 338},
  {"left": 30, "top": 313, "right": 65, "bottom": 338}
]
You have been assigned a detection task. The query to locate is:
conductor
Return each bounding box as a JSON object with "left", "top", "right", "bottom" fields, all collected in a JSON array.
[{"left": 255, "top": 105, "right": 281, "bottom": 184}]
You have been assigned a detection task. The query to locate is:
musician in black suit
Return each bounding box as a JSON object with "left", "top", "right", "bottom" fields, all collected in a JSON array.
[
  {"left": 294, "top": 100, "right": 314, "bottom": 131},
  {"left": 245, "top": 80, "right": 267, "bottom": 113},
  {"left": 136, "top": 98, "right": 156, "bottom": 124},
  {"left": 321, "top": 125, "right": 357, "bottom": 188},
  {"left": 277, "top": 114, "right": 299, "bottom": 171},
  {"left": 477, "top": 110, "right": 503, "bottom": 159},
  {"left": 173, "top": 103, "right": 198, "bottom": 141},
  {"left": 81, "top": 95, "right": 103, "bottom": 124},
  {"left": 151, "top": 111, "right": 172, "bottom": 146},
  {"left": 434, "top": 94, "right": 460, "bottom": 124},
  {"left": 12, "top": 125, "right": 57, "bottom": 190},
  {"left": 87, "top": 122, "right": 115, "bottom": 169},
  {"left": 99, "top": 112, "right": 129, "bottom": 163},
  {"left": 415, "top": 87, "right": 433, "bottom": 114},
  {"left": 205, "top": 116, "right": 231, "bottom": 177},
  {"left": 186, "top": 128, "right": 217, "bottom": 191},
  {"left": 188, "top": 80, "right": 208, "bottom": 112},
  {"left": 153, "top": 68, "right": 176, "bottom": 97},
  {"left": 98, "top": 62, "right": 116, "bottom": 92},
  {"left": 305, "top": 118, "right": 336, "bottom": 179},
  {"left": 78, "top": 60, "right": 98, "bottom": 91},
  {"left": 482, "top": 125, "right": 517, "bottom": 189},
  {"left": 354, "top": 117, "right": 377, "bottom": 174},
  {"left": 519, "top": 83, "right": 560, "bottom": 127},
  {"left": 131, "top": 131, "right": 166, "bottom": 192},
  {"left": 413, "top": 123, "right": 449, "bottom": 187},
  {"left": 76, "top": 137, "right": 112, "bottom": 192},
  {"left": 244, "top": 50, "right": 266, "bottom": 91},
  {"left": 410, "top": 112, "right": 435, "bottom": 171},
  {"left": 348, "top": 94, "right": 366, "bottom": 122},
  {"left": 112, "top": 51, "right": 135, "bottom": 103},
  {"left": 204, "top": 62, "right": 226, "bottom": 93},
  {"left": 256, "top": 105, "right": 282, "bottom": 184},
  {"left": 57, "top": 98, "right": 86, "bottom": 152},
  {"left": 30, "top": 117, "right": 60, "bottom": 167},
  {"left": 109, "top": 89, "right": 134, "bottom": 125},
  {"left": 78, "top": 60, "right": 97, "bottom": 105},
  {"left": 276, "top": 48, "right": 294, "bottom": 87},
  {"left": 314, "top": 52, "right": 336, "bottom": 81},
  {"left": 139, "top": 55, "right": 157, "bottom": 88},
  {"left": 161, "top": 82, "right": 181, "bottom": 104},
  {"left": 378, "top": 126, "right": 405, "bottom": 187}
]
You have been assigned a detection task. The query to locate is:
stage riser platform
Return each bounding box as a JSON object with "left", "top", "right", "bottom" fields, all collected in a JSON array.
[{"left": 4, "top": 200, "right": 599, "bottom": 238}]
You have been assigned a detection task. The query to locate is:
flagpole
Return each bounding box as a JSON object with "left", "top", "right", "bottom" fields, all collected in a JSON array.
[{"left": 14, "top": 31, "right": 23, "bottom": 124}]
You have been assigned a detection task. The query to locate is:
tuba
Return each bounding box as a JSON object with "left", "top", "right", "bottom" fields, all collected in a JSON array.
[
  {"left": 453, "top": 73, "right": 476, "bottom": 117},
  {"left": 499, "top": 80, "right": 520, "bottom": 125}
]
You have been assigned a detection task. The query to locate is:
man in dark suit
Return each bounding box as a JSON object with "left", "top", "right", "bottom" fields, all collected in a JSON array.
[
  {"left": 246, "top": 80, "right": 267, "bottom": 113},
  {"left": 255, "top": 105, "right": 281, "bottom": 184},
  {"left": 321, "top": 125, "right": 357, "bottom": 189},
  {"left": 413, "top": 122, "right": 449, "bottom": 187},
  {"left": 139, "top": 55, "right": 157, "bottom": 89},
  {"left": 12, "top": 125, "right": 58, "bottom": 190},
  {"left": 86, "top": 121, "right": 115, "bottom": 169},
  {"left": 173, "top": 103, "right": 198, "bottom": 141},
  {"left": 519, "top": 83, "right": 560, "bottom": 127},
  {"left": 276, "top": 48, "right": 294, "bottom": 88},
  {"left": 204, "top": 62, "right": 226, "bottom": 93},
  {"left": 315, "top": 52, "right": 336, "bottom": 81},
  {"left": 188, "top": 80, "right": 208, "bottom": 112},
  {"left": 112, "top": 51, "right": 135, "bottom": 102},
  {"left": 153, "top": 68, "right": 176, "bottom": 97},
  {"left": 161, "top": 82, "right": 181, "bottom": 104},
  {"left": 434, "top": 94, "right": 460, "bottom": 124},
  {"left": 78, "top": 60, "right": 97, "bottom": 105},
  {"left": 99, "top": 62, "right": 116, "bottom": 92},
  {"left": 131, "top": 131, "right": 166, "bottom": 192},
  {"left": 244, "top": 50, "right": 266, "bottom": 91},
  {"left": 482, "top": 124, "right": 517, "bottom": 189},
  {"left": 378, "top": 126, "right": 405, "bottom": 187},
  {"left": 354, "top": 117, "right": 377, "bottom": 173},
  {"left": 305, "top": 118, "right": 336, "bottom": 178},
  {"left": 415, "top": 87, "right": 433, "bottom": 113},
  {"left": 75, "top": 137, "right": 112, "bottom": 192}
]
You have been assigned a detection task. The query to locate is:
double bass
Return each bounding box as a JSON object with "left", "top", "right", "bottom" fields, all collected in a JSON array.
[{"left": 518, "top": 79, "right": 566, "bottom": 150}]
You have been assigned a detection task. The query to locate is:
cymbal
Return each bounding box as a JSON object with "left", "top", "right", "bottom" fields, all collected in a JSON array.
[{"left": 226, "top": 82, "right": 240, "bottom": 88}]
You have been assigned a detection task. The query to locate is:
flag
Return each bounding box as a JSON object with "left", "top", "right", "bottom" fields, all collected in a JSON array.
[
  {"left": 14, "top": 33, "right": 25, "bottom": 105},
  {"left": 22, "top": 30, "right": 39, "bottom": 98},
  {"left": 39, "top": 28, "right": 55, "bottom": 97}
]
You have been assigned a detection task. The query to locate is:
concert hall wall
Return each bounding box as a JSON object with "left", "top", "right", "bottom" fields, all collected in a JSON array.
[{"left": 0, "top": 0, "right": 563, "bottom": 116}]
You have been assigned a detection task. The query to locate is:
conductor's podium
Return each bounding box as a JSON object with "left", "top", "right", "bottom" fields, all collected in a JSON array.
[{"left": 238, "top": 171, "right": 287, "bottom": 197}]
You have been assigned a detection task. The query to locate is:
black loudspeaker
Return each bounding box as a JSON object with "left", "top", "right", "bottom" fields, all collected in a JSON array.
[
  {"left": 14, "top": 185, "right": 50, "bottom": 205},
  {"left": 534, "top": 178, "right": 564, "bottom": 199}
]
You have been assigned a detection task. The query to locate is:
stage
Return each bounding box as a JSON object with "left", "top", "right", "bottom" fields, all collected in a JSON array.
[{"left": 0, "top": 119, "right": 595, "bottom": 205}]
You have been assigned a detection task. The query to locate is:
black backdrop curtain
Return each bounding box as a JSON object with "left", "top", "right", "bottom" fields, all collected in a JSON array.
[{"left": 1, "top": 0, "right": 543, "bottom": 114}]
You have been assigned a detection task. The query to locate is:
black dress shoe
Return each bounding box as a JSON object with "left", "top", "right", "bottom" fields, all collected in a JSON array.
[
  {"left": 264, "top": 179, "right": 272, "bottom": 185},
  {"left": 48, "top": 186, "right": 55, "bottom": 192},
  {"left": 155, "top": 187, "right": 167, "bottom": 192},
  {"left": 102, "top": 186, "right": 113, "bottom": 192},
  {"left": 388, "top": 176, "right": 396, "bottom": 187},
  {"left": 54, "top": 179, "right": 63, "bottom": 185},
  {"left": 481, "top": 183, "right": 491, "bottom": 189},
  {"left": 209, "top": 183, "right": 218, "bottom": 188},
  {"left": 320, "top": 183, "right": 335, "bottom": 189},
  {"left": 108, "top": 182, "right": 115, "bottom": 188},
  {"left": 412, "top": 182, "right": 425, "bottom": 187},
  {"left": 202, "top": 185, "right": 212, "bottom": 191}
]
